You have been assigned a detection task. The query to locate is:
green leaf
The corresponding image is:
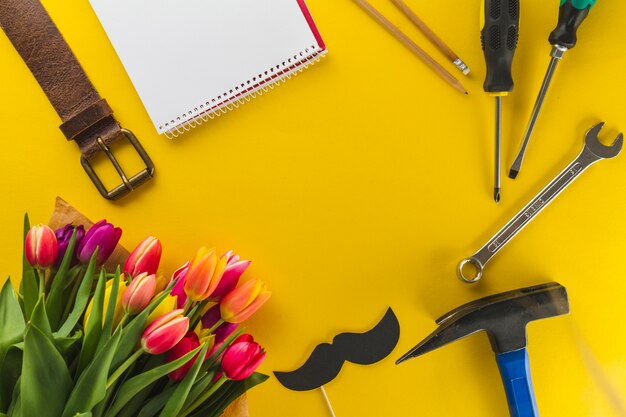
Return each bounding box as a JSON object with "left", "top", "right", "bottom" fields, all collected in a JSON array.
[
  {"left": 30, "top": 296, "right": 52, "bottom": 341},
  {"left": 72, "top": 413, "right": 92, "bottom": 417},
  {"left": 190, "top": 373, "right": 268, "bottom": 417},
  {"left": 6, "top": 377, "right": 20, "bottom": 417},
  {"left": 181, "top": 371, "right": 215, "bottom": 412},
  {"left": 57, "top": 250, "right": 99, "bottom": 338},
  {"left": 0, "top": 280, "right": 26, "bottom": 412},
  {"left": 61, "top": 327, "right": 122, "bottom": 417},
  {"left": 54, "top": 330, "right": 84, "bottom": 354},
  {"left": 136, "top": 384, "right": 176, "bottom": 417},
  {"left": 46, "top": 230, "right": 77, "bottom": 329},
  {"left": 115, "top": 380, "right": 159, "bottom": 417},
  {"left": 160, "top": 340, "right": 211, "bottom": 417},
  {"left": 96, "top": 268, "right": 121, "bottom": 355},
  {"left": 21, "top": 325, "right": 73, "bottom": 417},
  {"left": 0, "top": 279, "right": 25, "bottom": 366},
  {"left": 106, "top": 346, "right": 202, "bottom": 417},
  {"left": 76, "top": 269, "right": 106, "bottom": 377},
  {"left": 111, "top": 286, "right": 173, "bottom": 370},
  {"left": 19, "top": 215, "right": 37, "bottom": 322},
  {"left": 0, "top": 347, "right": 22, "bottom": 413}
]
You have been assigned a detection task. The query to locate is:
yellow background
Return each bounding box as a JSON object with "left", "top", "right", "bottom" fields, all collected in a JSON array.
[{"left": 1, "top": 0, "right": 625, "bottom": 415}]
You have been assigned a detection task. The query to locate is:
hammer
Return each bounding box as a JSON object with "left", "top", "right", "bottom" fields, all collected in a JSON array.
[{"left": 397, "top": 282, "right": 569, "bottom": 417}]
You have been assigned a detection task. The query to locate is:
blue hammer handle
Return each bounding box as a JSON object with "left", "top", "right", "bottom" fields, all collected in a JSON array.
[{"left": 496, "top": 349, "right": 539, "bottom": 417}]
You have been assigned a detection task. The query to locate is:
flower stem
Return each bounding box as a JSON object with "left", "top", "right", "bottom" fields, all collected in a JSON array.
[
  {"left": 61, "top": 266, "right": 85, "bottom": 322},
  {"left": 205, "top": 319, "right": 225, "bottom": 335},
  {"left": 180, "top": 376, "right": 227, "bottom": 417},
  {"left": 183, "top": 298, "right": 193, "bottom": 315},
  {"left": 107, "top": 349, "right": 143, "bottom": 389}
]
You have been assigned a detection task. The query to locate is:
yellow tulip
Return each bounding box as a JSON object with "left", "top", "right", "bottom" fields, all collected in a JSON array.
[
  {"left": 84, "top": 278, "right": 128, "bottom": 329},
  {"left": 146, "top": 293, "right": 178, "bottom": 326}
]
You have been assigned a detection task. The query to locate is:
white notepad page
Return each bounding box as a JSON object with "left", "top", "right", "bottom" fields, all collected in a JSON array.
[{"left": 90, "top": 0, "right": 326, "bottom": 136}]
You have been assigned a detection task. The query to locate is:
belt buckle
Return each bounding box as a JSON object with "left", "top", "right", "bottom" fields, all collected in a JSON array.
[{"left": 81, "top": 129, "right": 155, "bottom": 200}]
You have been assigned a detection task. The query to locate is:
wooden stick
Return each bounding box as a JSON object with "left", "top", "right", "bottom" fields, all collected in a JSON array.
[
  {"left": 320, "top": 386, "right": 337, "bottom": 417},
  {"left": 390, "top": 0, "right": 470, "bottom": 75},
  {"left": 352, "top": 0, "right": 467, "bottom": 94}
]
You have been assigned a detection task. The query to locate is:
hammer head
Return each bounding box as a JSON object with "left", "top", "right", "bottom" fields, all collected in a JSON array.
[{"left": 397, "top": 283, "right": 569, "bottom": 364}]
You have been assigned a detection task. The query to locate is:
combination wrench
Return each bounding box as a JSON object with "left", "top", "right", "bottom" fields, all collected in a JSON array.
[{"left": 458, "top": 122, "right": 623, "bottom": 283}]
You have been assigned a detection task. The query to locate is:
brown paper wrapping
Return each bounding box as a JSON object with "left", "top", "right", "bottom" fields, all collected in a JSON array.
[{"left": 48, "top": 197, "right": 249, "bottom": 417}]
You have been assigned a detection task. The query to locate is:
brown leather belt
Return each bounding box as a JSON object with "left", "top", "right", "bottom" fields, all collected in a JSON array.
[{"left": 0, "top": 0, "right": 154, "bottom": 200}]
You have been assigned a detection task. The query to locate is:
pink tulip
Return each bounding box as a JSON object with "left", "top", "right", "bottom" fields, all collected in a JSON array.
[
  {"left": 141, "top": 309, "right": 189, "bottom": 355},
  {"left": 166, "top": 332, "right": 200, "bottom": 381},
  {"left": 124, "top": 236, "right": 162, "bottom": 277},
  {"left": 220, "top": 279, "right": 271, "bottom": 324},
  {"left": 169, "top": 262, "right": 190, "bottom": 308},
  {"left": 210, "top": 251, "right": 251, "bottom": 301},
  {"left": 183, "top": 247, "right": 227, "bottom": 302},
  {"left": 221, "top": 334, "right": 266, "bottom": 380},
  {"left": 25, "top": 224, "right": 58, "bottom": 269},
  {"left": 122, "top": 272, "right": 157, "bottom": 315}
]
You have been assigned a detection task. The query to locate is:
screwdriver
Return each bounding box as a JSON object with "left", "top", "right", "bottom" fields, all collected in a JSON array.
[
  {"left": 509, "top": 0, "right": 597, "bottom": 179},
  {"left": 481, "top": 0, "right": 520, "bottom": 203}
]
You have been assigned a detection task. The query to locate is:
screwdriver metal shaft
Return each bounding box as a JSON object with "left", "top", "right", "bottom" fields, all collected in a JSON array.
[
  {"left": 495, "top": 96, "right": 502, "bottom": 203},
  {"left": 481, "top": 0, "right": 519, "bottom": 203},
  {"left": 509, "top": 0, "right": 597, "bottom": 179},
  {"left": 509, "top": 46, "right": 566, "bottom": 179}
]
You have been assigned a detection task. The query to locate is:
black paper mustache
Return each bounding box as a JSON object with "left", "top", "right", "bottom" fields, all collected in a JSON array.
[{"left": 274, "top": 307, "right": 400, "bottom": 391}]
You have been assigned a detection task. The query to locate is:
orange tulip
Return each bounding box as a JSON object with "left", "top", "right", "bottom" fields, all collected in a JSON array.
[
  {"left": 220, "top": 279, "right": 271, "bottom": 324},
  {"left": 183, "top": 247, "right": 227, "bottom": 302}
]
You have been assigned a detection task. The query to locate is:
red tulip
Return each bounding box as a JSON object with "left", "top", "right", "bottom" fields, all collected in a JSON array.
[
  {"left": 210, "top": 251, "right": 251, "bottom": 300},
  {"left": 122, "top": 272, "right": 157, "bottom": 315},
  {"left": 141, "top": 309, "right": 189, "bottom": 355},
  {"left": 221, "top": 334, "right": 266, "bottom": 380},
  {"left": 166, "top": 332, "right": 200, "bottom": 381},
  {"left": 220, "top": 279, "right": 271, "bottom": 324},
  {"left": 25, "top": 224, "right": 58, "bottom": 269},
  {"left": 124, "top": 236, "right": 162, "bottom": 277}
]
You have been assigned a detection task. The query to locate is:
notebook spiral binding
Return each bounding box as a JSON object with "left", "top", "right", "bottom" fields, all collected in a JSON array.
[{"left": 163, "top": 50, "right": 325, "bottom": 139}]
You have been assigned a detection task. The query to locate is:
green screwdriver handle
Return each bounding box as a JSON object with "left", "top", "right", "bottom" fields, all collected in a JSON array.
[
  {"left": 549, "top": 0, "right": 597, "bottom": 49},
  {"left": 481, "top": 0, "right": 520, "bottom": 93}
]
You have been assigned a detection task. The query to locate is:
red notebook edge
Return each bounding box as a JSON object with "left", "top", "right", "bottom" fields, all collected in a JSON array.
[{"left": 296, "top": 0, "right": 326, "bottom": 51}]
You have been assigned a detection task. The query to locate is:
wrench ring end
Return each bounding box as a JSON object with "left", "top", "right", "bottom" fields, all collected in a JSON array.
[{"left": 457, "top": 258, "right": 483, "bottom": 284}]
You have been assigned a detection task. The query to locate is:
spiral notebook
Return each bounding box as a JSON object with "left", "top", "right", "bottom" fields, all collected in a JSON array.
[{"left": 89, "top": 0, "right": 326, "bottom": 138}]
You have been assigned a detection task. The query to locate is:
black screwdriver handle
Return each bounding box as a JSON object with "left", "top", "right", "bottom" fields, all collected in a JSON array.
[
  {"left": 549, "top": 0, "right": 596, "bottom": 49},
  {"left": 481, "top": 0, "right": 520, "bottom": 94}
]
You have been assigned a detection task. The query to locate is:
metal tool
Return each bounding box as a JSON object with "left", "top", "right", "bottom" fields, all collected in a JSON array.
[
  {"left": 458, "top": 122, "right": 622, "bottom": 283},
  {"left": 481, "top": 0, "right": 520, "bottom": 202},
  {"left": 509, "top": 0, "right": 598, "bottom": 179},
  {"left": 397, "top": 282, "right": 570, "bottom": 417}
]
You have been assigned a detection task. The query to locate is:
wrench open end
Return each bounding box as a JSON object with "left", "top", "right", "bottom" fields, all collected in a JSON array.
[{"left": 585, "top": 122, "right": 624, "bottom": 160}]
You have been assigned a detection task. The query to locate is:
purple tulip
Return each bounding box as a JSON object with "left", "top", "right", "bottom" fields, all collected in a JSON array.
[
  {"left": 201, "top": 304, "right": 238, "bottom": 343},
  {"left": 54, "top": 225, "right": 85, "bottom": 269},
  {"left": 215, "top": 322, "right": 238, "bottom": 344},
  {"left": 201, "top": 304, "right": 221, "bottom": 329},
  {"left": 77, "top": 220, "right": 122, "bottom": 265}
]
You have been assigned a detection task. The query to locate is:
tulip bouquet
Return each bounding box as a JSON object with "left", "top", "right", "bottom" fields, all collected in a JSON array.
[{"left": 0, "top": 214, "right": 270, "bottom": 417}]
